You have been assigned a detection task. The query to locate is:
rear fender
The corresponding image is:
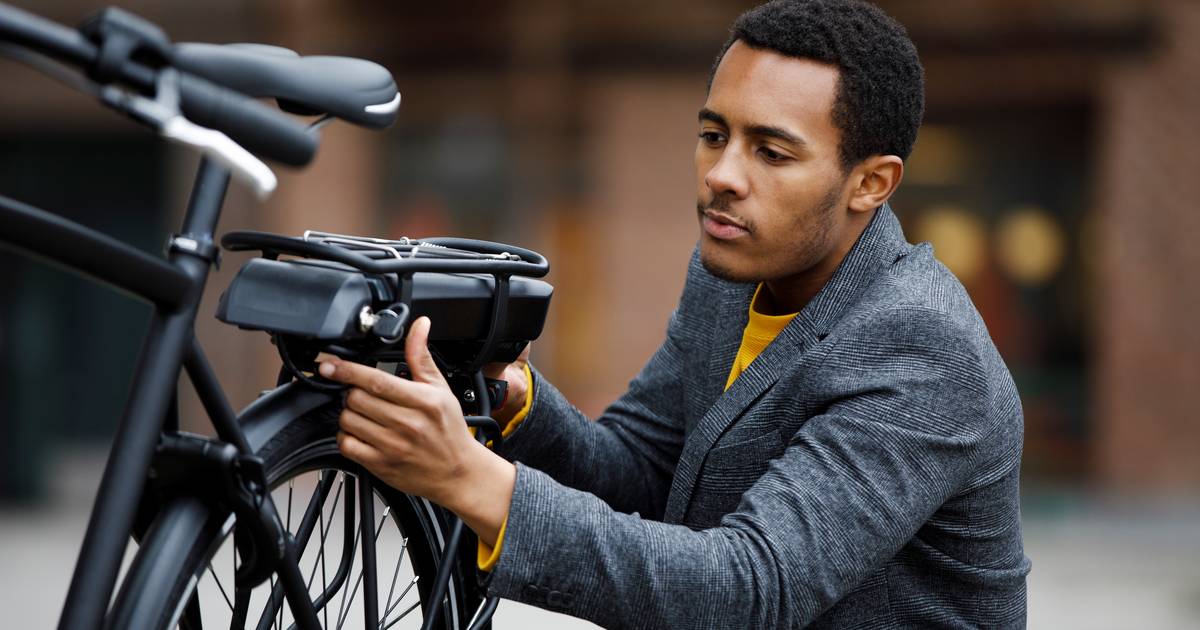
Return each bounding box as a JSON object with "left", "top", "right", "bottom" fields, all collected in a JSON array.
[{"left": 238, "top": 381, "right": 341, "bottom": 453}]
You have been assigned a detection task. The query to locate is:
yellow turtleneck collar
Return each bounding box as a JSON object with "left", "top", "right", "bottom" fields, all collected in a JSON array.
[{"left": 724, "top": 284, "right": 799, "bottom": 391}]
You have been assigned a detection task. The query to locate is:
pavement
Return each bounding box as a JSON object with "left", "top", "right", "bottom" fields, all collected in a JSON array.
[{"left": 2, "top": 447, "right": 1197, "bottom": 629}]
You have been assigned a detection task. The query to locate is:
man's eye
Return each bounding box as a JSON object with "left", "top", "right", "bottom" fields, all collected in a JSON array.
[
  {"left": 759, "top": 147, "right": 788, "bottom": 163},
  {"left": 698, "top": 131, "right": 725, "bottom": 145}
]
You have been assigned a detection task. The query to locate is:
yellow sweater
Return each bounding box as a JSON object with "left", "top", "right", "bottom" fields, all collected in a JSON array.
[
  {"left": 724, "top": 285, "right": 798, "bottom": 391},
  {"left": 476, "top": 364, "right": 533, "bottom": 570},
  {"left": 478, "top": 284, "right": 797, "bottom": 571}
]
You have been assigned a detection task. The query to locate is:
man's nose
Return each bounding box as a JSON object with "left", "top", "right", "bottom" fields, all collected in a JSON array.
[{"left": 704, "top": 150, "right": 749, "bottom": 199}]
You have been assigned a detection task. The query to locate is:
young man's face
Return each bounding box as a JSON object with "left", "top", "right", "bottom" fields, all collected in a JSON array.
[{"left": 695, "top": 40, "right": 854, "bottom": 284}]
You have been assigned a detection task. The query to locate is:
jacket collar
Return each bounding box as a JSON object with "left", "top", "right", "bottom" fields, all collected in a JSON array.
[
  {"left": 798, "top": 202, "right": 909, "bottom": 336},
  {"left": 667, "top": 203, "right": 910, "bottom": 523}
]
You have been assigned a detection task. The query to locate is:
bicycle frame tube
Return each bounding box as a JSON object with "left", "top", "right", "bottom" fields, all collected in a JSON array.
[
  {"left": 0, "top": 195, "right": 191, "bottom": 309},
  {"left": 56, "top": 158, "right": 229, "bottom": 630}
]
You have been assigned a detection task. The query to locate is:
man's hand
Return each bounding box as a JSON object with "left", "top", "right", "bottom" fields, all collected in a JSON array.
[
  {"left": 317, "top": 316, "right": 515, "bottom": 545},
  {"left": 484, "top": 343, "right": 531, "bottom": 426}
]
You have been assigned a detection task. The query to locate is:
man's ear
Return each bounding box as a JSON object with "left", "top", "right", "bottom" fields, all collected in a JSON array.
[{"left": 848, "top": 155, "right": 904, "bottom": 213}]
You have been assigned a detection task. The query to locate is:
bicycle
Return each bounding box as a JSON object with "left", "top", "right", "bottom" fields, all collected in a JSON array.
[{"left": 0, "top": 4, "right": 552, "bottom": 629}]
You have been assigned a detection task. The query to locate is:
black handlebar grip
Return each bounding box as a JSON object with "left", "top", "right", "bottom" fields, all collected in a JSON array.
[{"left": 178, "top": 73, "right": 317, "bottom": 167}]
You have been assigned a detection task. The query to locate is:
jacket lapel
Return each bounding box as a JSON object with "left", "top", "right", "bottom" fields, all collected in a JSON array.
[
  {"left": 664, "top": 204, "right": 910, "bottom": 524},
  {"left": 689, "top": 282, "right": 754, "bottom": 432}
]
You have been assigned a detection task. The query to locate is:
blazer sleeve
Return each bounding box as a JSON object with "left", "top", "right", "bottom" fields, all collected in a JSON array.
[
  {"left": 490, "top": 251, "right": 709, "bottom": 519},
  {"left": 485, "top": 306, "right": 1012, "bottom": 629}
]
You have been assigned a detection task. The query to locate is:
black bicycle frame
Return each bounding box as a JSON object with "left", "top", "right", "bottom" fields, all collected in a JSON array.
[
  {"left": 0, "top": 158, "right": 322, "bottom": 630},
  {"left": 1, "top": 5, "right": 513, "bottom": 627}
]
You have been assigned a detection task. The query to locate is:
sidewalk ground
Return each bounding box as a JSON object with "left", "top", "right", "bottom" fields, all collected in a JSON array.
[{"left": 3, "top": 448, "right": 1197, "bottom": 629}]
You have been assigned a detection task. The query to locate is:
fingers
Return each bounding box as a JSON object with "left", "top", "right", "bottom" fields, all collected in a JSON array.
[
  {"left": 318, "top": 316, "right": 447, "bottom": 392},
  {"left": 318, "top": 355, "right": 432, "bottom": 409},
  {"left": 343, "top": 387, "right": 415, "bottom": 433},
  {"left": 338, "top": 405, "right": 400, "bottom": 447},
  {"left": 318, "top": 357, "right": 391, "bottom": 392},
  {"left": 404, "top": 317, "right": 447, "bottom": 386},
  {"left": 336, "top": 427, "right": 385, "bottom": 468}
]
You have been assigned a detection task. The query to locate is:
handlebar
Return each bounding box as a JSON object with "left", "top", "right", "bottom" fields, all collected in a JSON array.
[
  {"left": 0, "top": 3, "right": 317, "bottom": 167},
  {"left": 176, "top": 74, "right": 315, "bottom": 167}
]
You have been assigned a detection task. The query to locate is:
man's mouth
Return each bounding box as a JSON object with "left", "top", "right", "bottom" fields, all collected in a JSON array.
[{"left": 701, "top": 209, "right": 750, "bottom": 240}]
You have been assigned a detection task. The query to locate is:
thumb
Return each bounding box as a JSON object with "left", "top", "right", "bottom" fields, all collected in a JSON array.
[{"left": 405, "top": 316, "right": 446, "bottom": 385}]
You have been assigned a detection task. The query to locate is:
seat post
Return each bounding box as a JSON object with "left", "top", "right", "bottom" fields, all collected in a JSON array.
[
  {"left": 179, "top": 157, "right": 231, "bottom": 241},
  {"left": 165, "top": 157, "right": 231, "bottom": 281}
]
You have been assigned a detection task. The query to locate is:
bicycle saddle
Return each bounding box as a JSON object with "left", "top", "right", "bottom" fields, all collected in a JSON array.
[{"left": 171, "top": 42, "right": 399, "bottom": 129}]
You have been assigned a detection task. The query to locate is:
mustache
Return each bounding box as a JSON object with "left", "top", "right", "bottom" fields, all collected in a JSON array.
[
  {"left": 696, "top": 197, "right": 752, "bottom": 232},
  {"left": 697, "top": 195, "right": 732, "bottom": 213}
]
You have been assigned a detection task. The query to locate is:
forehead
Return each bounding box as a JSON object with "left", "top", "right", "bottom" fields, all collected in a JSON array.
[{"left": 705, "top": 41, "right": 841, "bottom": 145}]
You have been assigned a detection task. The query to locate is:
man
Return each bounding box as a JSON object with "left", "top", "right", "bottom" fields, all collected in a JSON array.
[{"left": 319, "top": 0, "right": 1031, "bottom": 627}]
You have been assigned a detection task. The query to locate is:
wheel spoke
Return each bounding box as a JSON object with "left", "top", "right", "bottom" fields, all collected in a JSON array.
[
  {"left": 304, "top": 474, "right": 344, "bottom": 591},
  {"left": 185, "top": 467, "right": 448, "bottom": 630},
  {"left": 301, "top": 472, "right": 343, "bottom": 629},
  {"left": 335, "top": 502, "right": 391, "bottom": 629},
  {"left": 283, "top": 479, "right": 294, "bottom": 630},
  {"left": 334, "top": 486, "right": 363, "bottom": 629},
  {"left": 319, "top": 488, "right": 331, "bottom": 629},
  {"left": 380, "top": 537, "right": 409, "bottom": 626},
  {"left": 286, "top": 475, "right": 357, "bottom": 630},
  {"left": 287, "top": 479, "right": 295, "bottom": 526},
  {"left": 465, "top": 598, "right": 486, "bottom": 630},
  {"left": 207, "top": 564, "right": 234, "bottom": 612},
  {"left": 254, "top": 470, "right": 338, "bottom": 630},
  {"left": 380, "top": 576, "right": 418, "bottom": 626},
  {"left": 377, "top": 508, "right": 390, "bottom": 537},
  {"left": 380, "top": 600, "right": 421, "bottom": 630},
  {"left": 465, "top": 597, "right": 499, "bottom": 630}
]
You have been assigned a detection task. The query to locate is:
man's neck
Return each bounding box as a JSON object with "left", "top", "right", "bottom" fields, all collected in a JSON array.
[
  {"left": 761, "top": 270, "right": 836, "bottom": 316},
  {"left": 760, "top": 210, "right": 876, "bottom": 315}
]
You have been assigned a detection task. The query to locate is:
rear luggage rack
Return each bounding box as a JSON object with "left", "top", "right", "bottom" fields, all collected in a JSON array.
[
  {"left": 216, "top": 230, "right": 552, "bottom": 387},
  {"left": 221, "top": 230, "right": 548, "bottom": 276}
]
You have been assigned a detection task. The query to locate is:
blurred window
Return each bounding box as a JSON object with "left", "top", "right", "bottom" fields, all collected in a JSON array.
[
  {"left": 0, "top": 133, "right": 164, "bottom": 502},
  {"left": 892, "top": 107, "right": 1093, "bottom": 482}
]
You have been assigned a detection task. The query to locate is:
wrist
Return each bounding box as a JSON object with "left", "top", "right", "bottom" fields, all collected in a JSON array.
[
  {"left": 492, "top": 373, "right": 527, "bottom": 424},
  {"left": 491, "top": 397, "right": 522, "bottom": 427},
  {"left": 447, "top": 442, "right": 515, "bottom": 546},
  {"left": 492, "top": 363, "right": 533, "bottom": 433}
]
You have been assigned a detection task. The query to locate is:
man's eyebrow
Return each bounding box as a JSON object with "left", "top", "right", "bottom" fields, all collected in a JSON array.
[
  {"left": 698, "top": 108, "right": 727, "bottom": 127},
  {"left": 698, "top": 108, "right": 807, "bottom": 148},
  {"left": 746, "top": 124, "right": 807, "bottom": 148}
]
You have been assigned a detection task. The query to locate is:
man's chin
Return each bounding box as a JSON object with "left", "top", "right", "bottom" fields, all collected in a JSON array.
[{"left": 699, "top": 246, "right": 759, "bottom": 284}]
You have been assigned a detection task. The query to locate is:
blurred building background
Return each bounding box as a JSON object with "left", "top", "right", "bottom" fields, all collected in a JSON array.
[{"left": 0, "top": 0, "right": 1198, "bottom": 628}]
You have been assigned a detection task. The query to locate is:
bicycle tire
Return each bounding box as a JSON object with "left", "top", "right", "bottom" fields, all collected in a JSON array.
[{"left": 107, "top": 399, "right": 487, "bottom": 630}]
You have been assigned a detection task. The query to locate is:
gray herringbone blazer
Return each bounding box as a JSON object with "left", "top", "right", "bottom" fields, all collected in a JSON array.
[{"left": 488, "top": 204, "right": 1031, "bottom": 629}]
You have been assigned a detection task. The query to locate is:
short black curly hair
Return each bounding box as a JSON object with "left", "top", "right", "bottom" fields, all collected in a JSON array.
[{"left": 711, "top": 0, "right": 924, "bottom": 170}]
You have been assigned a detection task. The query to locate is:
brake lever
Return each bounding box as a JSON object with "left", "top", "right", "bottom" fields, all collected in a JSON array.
[{"left": 99, "top": 68, "right": 277, "bottom": 199}]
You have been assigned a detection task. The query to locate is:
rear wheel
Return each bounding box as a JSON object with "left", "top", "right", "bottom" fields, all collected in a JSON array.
[{"left": 107, "top": 402, "right": 486, "bottom": 630}]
